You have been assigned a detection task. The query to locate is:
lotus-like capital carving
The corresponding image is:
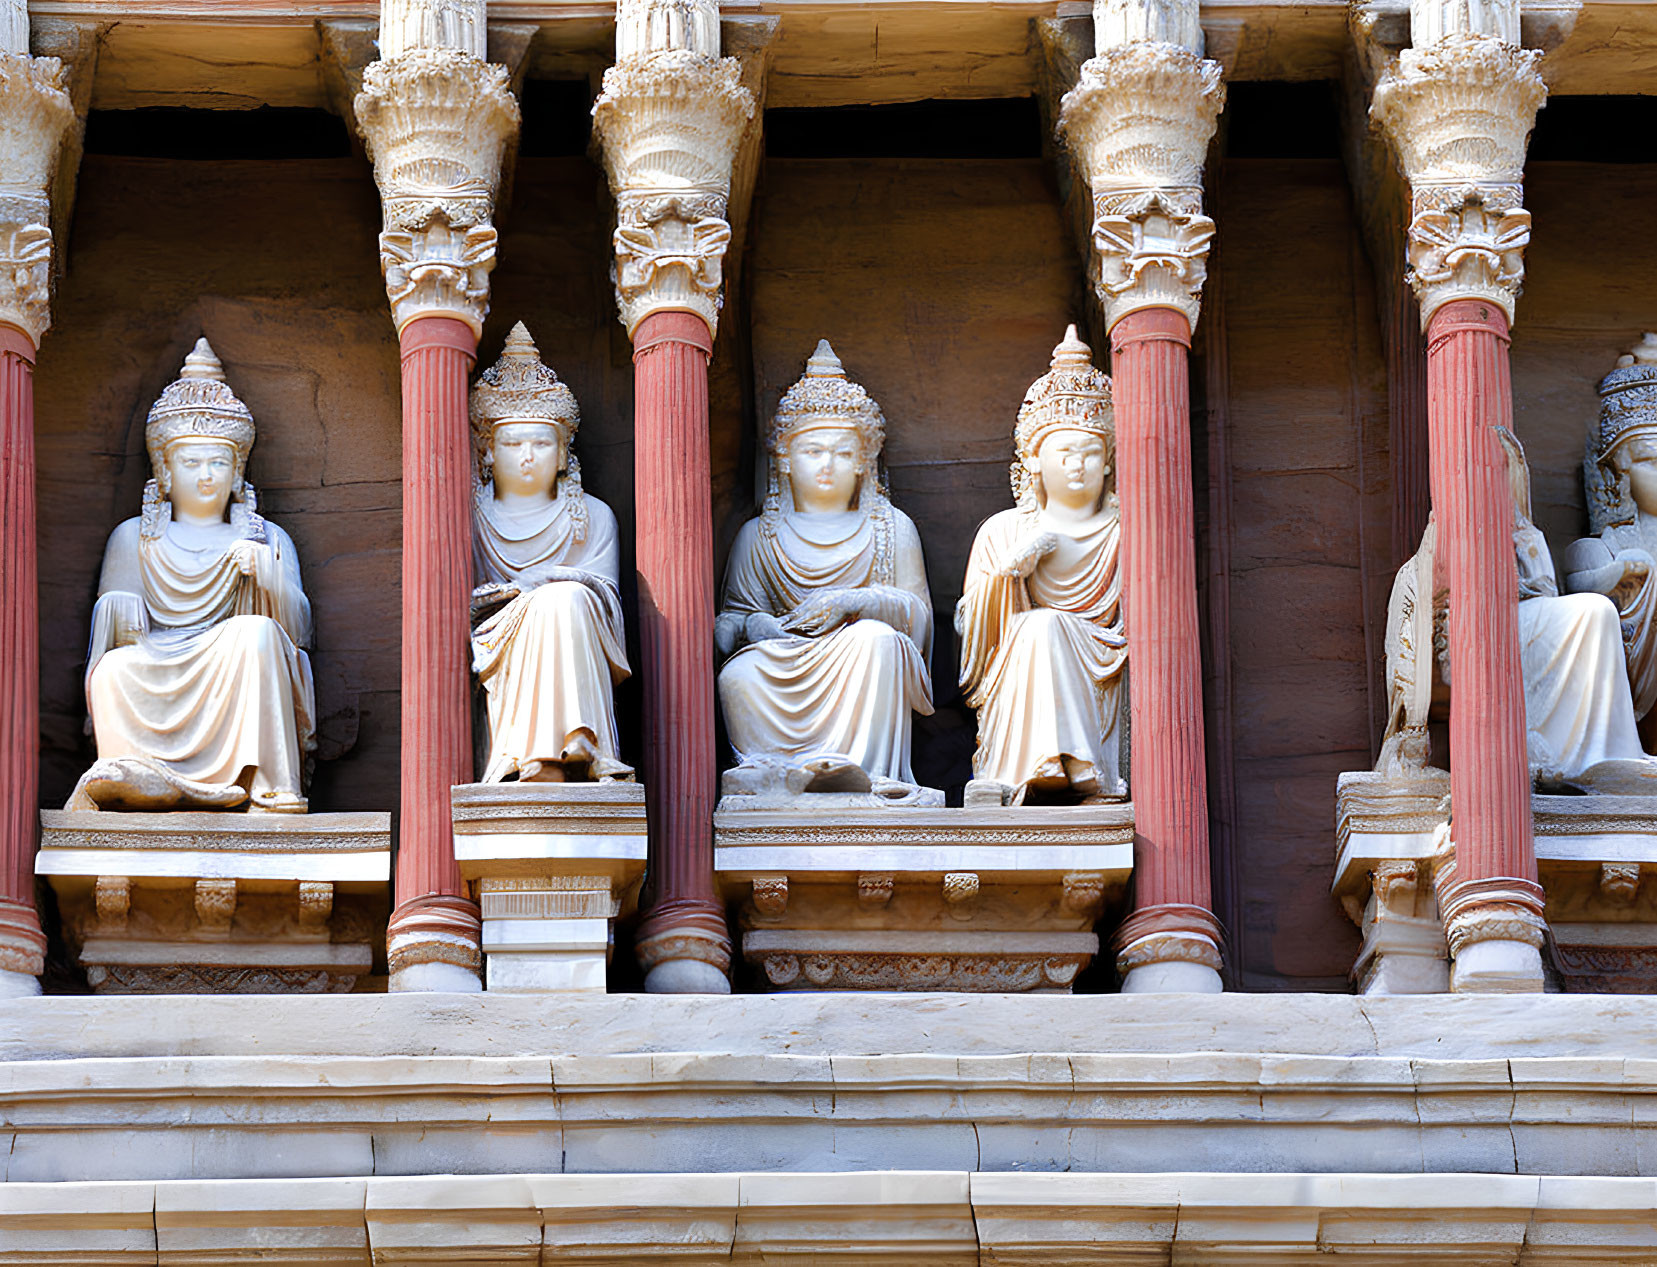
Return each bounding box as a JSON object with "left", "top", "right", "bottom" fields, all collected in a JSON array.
[{"left": 355, "top": 49, "right": 520, "bottom": 234}]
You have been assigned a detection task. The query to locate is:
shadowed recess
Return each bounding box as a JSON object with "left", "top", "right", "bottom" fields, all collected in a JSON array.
[{"left": 766, "top": 97, "right": 1043, "bottom": 159}]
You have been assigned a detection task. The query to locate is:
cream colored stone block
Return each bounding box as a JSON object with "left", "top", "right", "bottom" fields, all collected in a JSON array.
[
  {"left": 486, "top": 952, "right": 607, "bottom": 993},
  {"left": 733, "top": 1172, "right": 976, "bottom": 1264},
  {"left": 154, "top": 1177, "right": 369, "bottom": 1264},
  {"left": 364, "top": 1175, "right": 540, "bottom": 1264},
  {"left": 971, "top": 1172, "right": 1180, "bottom": 1266},
  {"left": 533, "top": 1173, "right": 739, "bottom": 1262},
  {"left": 0, "top": 1180, "right": 157, "bottom": 1264}
]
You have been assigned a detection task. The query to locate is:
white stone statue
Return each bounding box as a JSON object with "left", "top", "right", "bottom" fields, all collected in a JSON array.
[
  {"left": 1380, "top": 426, "right": 1657, "bottom": 791},
  {"left": 957, "top": 327, "right": 1128, "bottom": 805},
  {"left": 469, "top": 323, "right": 633, "bottom": 784},
  {"left": 1564, "top": 334, "right": 1657, "bottom": 749},
  {"left": 70, "top": 339, "right": 316, "bottom": 813},
  {"left": 714, "top": 340, "right": 938, "bottom": 805}
]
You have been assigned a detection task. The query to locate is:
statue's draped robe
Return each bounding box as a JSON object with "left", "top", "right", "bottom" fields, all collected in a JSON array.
[
  {"left": 1564, "top": 519, "right": 1657, "bottom": 726},
  {"left": 718, "top": 507, "right": 934, "bottom": 786},
  {"left": 957, "top": 504, "right": 1127, "bottom": 794},
  {"left": 472, "top": 489, "right": 631, "bottom": 783},
  {"left": 1516, "top": 522, "right": 1649, "bottom": 779},
  {"left": 86, "top": 514, "right": 315, "bottom": 807}
]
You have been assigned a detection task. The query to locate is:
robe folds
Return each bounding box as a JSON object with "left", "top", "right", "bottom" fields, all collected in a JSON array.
[
  {"left": 1564, "top": 519, "right": 1657, "bottom": 726},
  {"left": 1516, "top": 523, "right": 1650, "bottom": 779},
  {"left": 472, "top": 489, "right": 631, "bottom": 783},
  {"left": 718, "top": 507, "right": 934, "bottom": 787},
  {"left": 957, "top": 504, "right": 1127, "bottom": 795},
  {"left": 85, "top": 514, "right": 315, "bottom": 809}
]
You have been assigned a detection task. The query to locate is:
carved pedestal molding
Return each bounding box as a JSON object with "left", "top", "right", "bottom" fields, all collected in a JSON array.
[
  {"left": 1371, "top": 2, "right": 1548, "bottom": 993},
  {"left": 355, "top": 0, "right": 519, "bottom": 992},
  {"left": 592, "top": 0, "right": 754, "bottom": 337},
  {"left": 0, "top": 12, "right": 73, "bottom": 998}
]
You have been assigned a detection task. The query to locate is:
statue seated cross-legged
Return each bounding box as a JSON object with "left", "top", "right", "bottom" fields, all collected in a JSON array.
[{"left": 714, "top": 340, "right": 939, "bottom": 806}]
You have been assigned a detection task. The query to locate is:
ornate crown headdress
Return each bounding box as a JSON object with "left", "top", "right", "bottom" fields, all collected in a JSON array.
[
  {"left": 1012, "top": 325, "right": 1114, "bottom": 504},
  {"left": 759, "top": 340, "right": 896, "bottom": 580},
  {"left": 144, "top": 338, "right": 256, "bottom": 479},
  {"left": 470, "top": 321, "right": 588, "bottom": 538},
  {"left": 470, "top": 322, "right": 580, "bottom": 451},
  {"left": 768, "top": 339, "right": 885, "bottom": 457},
  {"left": 1586, "top": 333, "right": 1657, "bottom": 531},
  {"left": 140, "top": 338, "right": 264, "bottom": 541}
]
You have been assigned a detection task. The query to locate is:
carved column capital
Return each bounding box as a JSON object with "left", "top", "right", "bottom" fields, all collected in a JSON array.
[
  {"left": 354, "top": 47, "right": 520, "bottom": 336},
  {"left": 1058, "top": 41, "right": 1224, "bottom": 333},
  {"left": 0, "top": 52, "right": 73, "bottom": 347},
  {"left": 1371, "top": 33, "right": 1547, "bottom": 327},
  {"left": 592, "top": 52, "right": 755, "bottom": 337}
]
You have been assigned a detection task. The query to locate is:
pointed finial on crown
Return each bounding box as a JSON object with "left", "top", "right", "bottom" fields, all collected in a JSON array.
[
  {"left": 500, "top": 321, "right": 540, "bottom": 364},
  {"left": 180, "top": 338, "right": 227, "bottom": 382},
  {"left": 805, "top": 339, "right": 845, "bottom": 379},
  {"left": 1051, "top": 324, "right": 1092, "bottom": 370}
]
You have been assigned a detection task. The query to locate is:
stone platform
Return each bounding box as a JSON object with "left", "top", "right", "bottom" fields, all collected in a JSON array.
[
  {"left": 452, "top": 782, "right": 647, "bottom": 993},
  {"left": 1334, "top": 772, "right": 1657, "bottom": 993},
  {"left": 714, "top": 804, "right": 1133, "bottom": 992},
  {"left": 35, "top": 810, "right": 390, "bottom": 994}
]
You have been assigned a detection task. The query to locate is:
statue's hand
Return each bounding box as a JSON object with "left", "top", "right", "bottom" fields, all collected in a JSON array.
[
  {"left": 745, "top": 612, "right": 789, "bottom": 644},
  {"left": 782, "top": 589, "right": 857, "bottom": 636},
  {"left": 471, "top": 582, "right": 520, "bottom": 621},
  {"left": 1005, "top": 531, "right": 1060, "bottom": 579},
  {"left": 227, "top": 540, "right": 262, "bottom": 578}
]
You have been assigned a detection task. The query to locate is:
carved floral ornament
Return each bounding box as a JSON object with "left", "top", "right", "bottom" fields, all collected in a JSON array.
[
  {"left": 1057, "top": 41, "right": 1224, "bottom": 331},
  {"left": 592, "top": 51, "right": 754, "bottom": 336},
  {"left": 0, "top": 51, "right": 73, "bottom": 347},
  {"left": 1370, "top": 32, "right": 1548, "bottom": 325},
  {"left": 354, "top": 45, "right": 520, "bottom": 336}
]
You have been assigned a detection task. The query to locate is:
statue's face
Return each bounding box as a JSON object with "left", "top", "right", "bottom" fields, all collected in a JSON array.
[
  {"left": 164, "top": 440, "right": 237, "bottom": 521},
  {"left": 784, "top": 426, "right": 862, "bottom": 512},
  {"left": 490, "top": 422, "right": 564, "bottom": 500},
  {"left": 1032, "top": 428, "right": 1109, "bottom": 508},
  {"left": 1625, "top": 438, "right": 1657, "bottom": 516}
]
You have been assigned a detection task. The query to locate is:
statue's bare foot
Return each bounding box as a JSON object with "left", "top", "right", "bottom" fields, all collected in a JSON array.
[
  {"left": 248, "top": 789, "right": 308, "bottom": 814},
  {"left": 67, "top": 758, "right": 249, "bottom": 812},
  {"left": 519, "top": 760, "right": 564, "bottom": 783}
]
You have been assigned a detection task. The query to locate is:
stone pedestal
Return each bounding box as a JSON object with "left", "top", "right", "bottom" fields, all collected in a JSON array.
[
  {"left": 452, "top": 783, "right": 647, "bottom": 993},
  {"left": 715, "top": 806, "right": 1133, "bottom": 992},
  {"left": 36, "top": 811, "right": 390, "bottom": 993},
  {"left": 1335, "top": 776, "right": 1657, "bottom": 994},
  {"left": 1333, "top": 770, "right": 1453, "bottom": 994}
]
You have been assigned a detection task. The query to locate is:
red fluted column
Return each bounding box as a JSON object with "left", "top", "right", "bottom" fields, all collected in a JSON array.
[
  {"left": 630, "top": 311, "right": 731, "bottom": 993},
  {"left": 386, "top": 315, "right": 482, "bottom": 992},
  {"left": 1109, "top": 307, "right": 1224, "bottom": 993},
  {"left": 1424, "top": 299, "right": 1544, "bottom": 992},
  {"left": 0, "top": 325, "right": 43, "bottom": 997}
]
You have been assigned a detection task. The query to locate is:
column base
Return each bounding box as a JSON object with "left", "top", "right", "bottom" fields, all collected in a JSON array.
[
  {"left": 0, "top": 967, "right": 40, "bottom": 998},
  {"left": 636, "top": 903, "right": 731, "bottom": 995},
  {"left": 1450, "top": 938, "right": 1545, "bottom": 994},
  {"left": 1113, "top": 905, "right": 1225, "bottom": 993},
  {"left": 387, "top": 894, "right": 482, "bottom": 994},
  {"left": 1120, "top": 958, "right": 1223, "bottom": 994}
]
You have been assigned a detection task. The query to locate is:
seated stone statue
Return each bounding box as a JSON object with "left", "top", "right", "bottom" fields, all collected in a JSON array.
[
  {"left": 957, "top": 326, "right": 1127, "bottom": 804},
  {"left": 1563, "top": 333, "right": 1657, "bottom": 750},
  {"left": 713, "top": 340, "right": 937, "bottom": 804},
  {"left": 70, "top": 339, "right": 315, "bottom": 812},
  {"left": 469, "top": 323, "right": 632, "bottom": 783},
  {"left": 1380, "top": 425, "right": 1656, "bottom": 791}
]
